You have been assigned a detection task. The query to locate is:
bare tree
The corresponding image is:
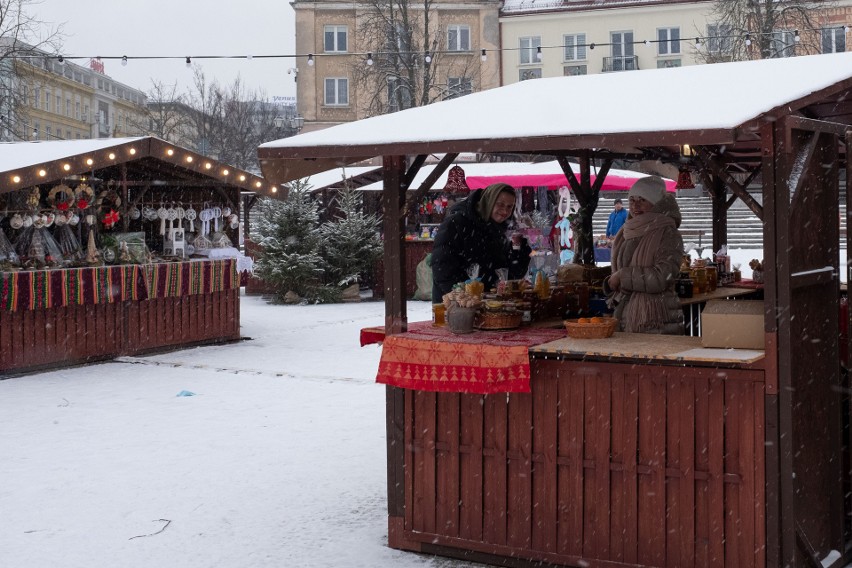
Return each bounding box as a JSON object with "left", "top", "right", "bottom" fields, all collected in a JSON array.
[
  {"left": 135, "top": 80, "right": 197, "bottom": 147},
  {"left": 700, "top": 0, "right": 834, "bottom": 62},
  {"left": 186, "top": 67, "right": 290, "bottom": 173},
  {"left": 0, "top": 0, "right": 63, "bottom": 141},
  {"left": 351, "top": 0, "right": 481, "bottom": 116}
]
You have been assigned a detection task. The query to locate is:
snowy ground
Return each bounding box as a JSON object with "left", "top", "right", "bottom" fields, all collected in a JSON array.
[
  {"left": 0, "top": 246, "right": 843, "bottom": 568},
  {"left": 0, "top": 297, "right": 483, "bottom": 568}
]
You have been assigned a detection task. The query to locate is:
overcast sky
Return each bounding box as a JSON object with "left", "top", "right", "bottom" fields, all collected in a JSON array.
[{"left": 32, "top": 0, "right": 297, "bottom": 101}]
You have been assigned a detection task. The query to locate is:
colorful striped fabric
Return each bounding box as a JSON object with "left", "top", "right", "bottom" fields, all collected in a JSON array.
[
  {"left": 145, "top": 259, "right": 238, "bottom": 299},
  {"left": 0, "top": 264, "right": 147, "bottom": 312}
]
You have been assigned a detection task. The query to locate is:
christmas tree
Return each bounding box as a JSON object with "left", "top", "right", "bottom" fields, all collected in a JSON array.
[
  {"left": 252, "top": 180, "right": 327, "bottom": 303},
  {"left": 319, "top": 185, "right": 383, "bottom": 291}
]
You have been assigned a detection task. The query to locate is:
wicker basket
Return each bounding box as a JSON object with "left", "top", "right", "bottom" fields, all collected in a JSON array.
[
  {"left": 563, "top": 317, "right": 618, "bottom": 339},
  {"left": 476, "top": 310, "right": 523, "bottom": 330}
]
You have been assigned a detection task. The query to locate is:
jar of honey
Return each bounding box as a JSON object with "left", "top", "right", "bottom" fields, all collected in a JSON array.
[
  {"left": 432, "top": 303, "right": 446, "bottom": 326},
  {"left": 465, "top": 280, "right": 484, "bottom": 298}
]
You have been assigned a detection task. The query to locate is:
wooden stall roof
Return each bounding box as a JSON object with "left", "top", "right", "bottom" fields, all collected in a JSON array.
[
  {"left": 1, "top": 136, "right": 275, "bottom": 196},
  {"left": 258, "top": 52, "right": 852, "bottom": 185}
]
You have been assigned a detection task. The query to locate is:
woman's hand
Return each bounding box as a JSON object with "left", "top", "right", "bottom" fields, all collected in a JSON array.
[{"left": 608, "top": 272, "right": 621, "bottom": 292}]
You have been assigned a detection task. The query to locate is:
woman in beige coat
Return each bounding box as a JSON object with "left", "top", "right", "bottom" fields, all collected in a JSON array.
[{"left": 604, "top": 176, "right": 684, "bottom": 335}]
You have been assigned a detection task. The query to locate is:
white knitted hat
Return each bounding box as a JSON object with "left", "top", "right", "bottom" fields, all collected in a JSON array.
[{"left": 628, "top": 175, "right": 667, "bottom": 204}]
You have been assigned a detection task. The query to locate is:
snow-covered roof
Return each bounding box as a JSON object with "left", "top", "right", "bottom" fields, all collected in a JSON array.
[
  {"left": 298, "top": 166, "right": 381, "bottom": 191},
  {"left": 0, "top": 137, "right": 146, "bottom": 173},
  {"left": 0, "top": 137, "right": 272, "bottom": 196},
  {"left": 355, "top": 160, "right": 657, "bottom": 191},
  {"left": 501, "top": 0, "right": 698, "bottom": 15},
  {"left": 258, "top": 52, "right": 852, "bottom": 185}
]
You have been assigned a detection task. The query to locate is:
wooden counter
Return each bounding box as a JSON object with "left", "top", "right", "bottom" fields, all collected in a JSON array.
[
  {"left": 679, "top": 285, "right": 759, "bottom": 306},
  {"left": 392, "top": 330, "right": 767, "bottom": 567},
  {"left": 531, "top": 331, "right": 765, "bottom": 365}
]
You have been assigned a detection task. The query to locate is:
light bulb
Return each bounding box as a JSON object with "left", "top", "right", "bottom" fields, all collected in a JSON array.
[
  {"left": 480, "top": 49, "right": 487, "bottom": 62},
  {"left": 794, "top": 30, "right": 800, "bottom": 42},
  {"left": 58, "top": 55, "right": 64, "bottom": 64},
  {"left": 307, "top": 54, "right": 314, "bottom": 66},
  {"left": 366, "top": 53, "right": 373, "bottom": 66},
  {"left": 185, "top": 56, "right": 191, "bottom": 67},
  {"left": 121, "top": 55, "right": 127, "bottom": 66},
  {"left": 745, "top": 34, "right": 751, "bottom": 46},
  {"left": 589, "top": 43, "right": 595, "bottom": 50},
  {"left": 695, "top": 37, "right": 702, "bottom": 47},
  {"left": 535, "top": 46, "right": 542, "bottom": 61},
  {"left": 425, "top": 51, "right": 432, "bottom": 64},
  {"left": 644, "top": 39, "right": 650, "bottom": 46}
]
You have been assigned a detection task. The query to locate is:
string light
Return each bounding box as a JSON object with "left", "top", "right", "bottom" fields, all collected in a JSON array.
[
  {"left": 11, "top": 25, "right": 848, "bottom": 71},
  {"left": 535, "top": 46, "right": 542, "bottom": 61},
  {"left": 366, "top": 52, "right": 373, "bottom": 66},
  {"left": 481, "top": 49, "right": 487, "bottom": 62}
]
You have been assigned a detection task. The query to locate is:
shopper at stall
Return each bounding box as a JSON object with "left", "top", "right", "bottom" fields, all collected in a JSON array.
[
  {"left": 604, "top": 176, "right": 684, "bottom": 334},
  {"left": 606, "top": 198, "right": 627, "bottom": 238},
  {"left": 431, "top": 183, "right": 531, "bottom": 302}
]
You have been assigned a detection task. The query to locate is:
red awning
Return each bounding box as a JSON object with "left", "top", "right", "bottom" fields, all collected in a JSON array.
[{"left": 464, "top": 173, "right": 676, "bottom": 192}]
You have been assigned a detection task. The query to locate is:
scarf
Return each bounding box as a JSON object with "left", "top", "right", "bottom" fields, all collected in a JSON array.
[
  {"left": 475, "top": 183, "right": 515, "bottom": 222},
  {"left": 611, "top": 211, "right": 677, "bottom": 333}
]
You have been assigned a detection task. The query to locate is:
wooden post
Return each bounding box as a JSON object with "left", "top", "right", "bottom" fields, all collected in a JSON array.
[
  {"left": 382, "top": 155, "right": 408, "bottom": 335},
  {"left": 383, "top": 155, "right": 408, "bottom": 526},
  {"left": 708, "top": 174, "right": 727, "bottom": 255}
]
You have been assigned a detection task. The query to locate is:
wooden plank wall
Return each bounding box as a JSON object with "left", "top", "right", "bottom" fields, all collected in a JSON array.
[
  {"left": 403, "top": 360, "right": 766, "bottom": 568},
  {"left": 0, "top": 289, "right": 240, "bottom": 374}
]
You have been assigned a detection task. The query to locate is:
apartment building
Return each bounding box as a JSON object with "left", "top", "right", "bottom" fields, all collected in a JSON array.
[
  {"left": 292, "top": 0, "right": 503, "bottom": 133},
  {"left": 499, "top": 0, "right": 851, "bottom": 84},
  {"left": 0, "top": 41, "right": 147, "bottom": 142}
]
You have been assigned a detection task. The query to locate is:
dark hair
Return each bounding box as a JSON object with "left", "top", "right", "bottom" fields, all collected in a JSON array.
[{"left": 613, "top": 198, "right": 623, "bottom": 204}]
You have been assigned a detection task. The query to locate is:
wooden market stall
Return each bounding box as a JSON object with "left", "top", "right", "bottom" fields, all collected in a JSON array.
[
  {"left": 259, "top": 52, "right": 852, "bottom": 568},
  {"left": 0, "top": 137, "right": 275, "bottom": 375}
]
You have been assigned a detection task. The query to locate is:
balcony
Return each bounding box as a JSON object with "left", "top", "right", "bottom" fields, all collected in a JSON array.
[{"left": 602, "top": 55, "right": 639, "bottom": 72}]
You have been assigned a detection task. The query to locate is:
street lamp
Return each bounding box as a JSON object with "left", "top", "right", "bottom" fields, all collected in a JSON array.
[{"left": 290, "top": 115, "right": 304, "bottom": 132}]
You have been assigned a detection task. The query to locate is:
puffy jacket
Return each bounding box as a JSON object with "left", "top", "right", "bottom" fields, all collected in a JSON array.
[{"left": 431, "top": 190, "right": 531, "bottom": 302}]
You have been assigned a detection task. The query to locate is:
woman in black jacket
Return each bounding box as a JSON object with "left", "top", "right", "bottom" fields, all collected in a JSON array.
[{"left": 431, "top": 183, "right": 532, "bottom": 303}]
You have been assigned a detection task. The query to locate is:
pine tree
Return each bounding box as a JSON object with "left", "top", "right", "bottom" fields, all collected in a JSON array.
[
  {"left": 252, "top": 181, "right": 327, "bottom": 302},
  {"left": 320, "top": 185, "right": 383, "bottom": 289}
]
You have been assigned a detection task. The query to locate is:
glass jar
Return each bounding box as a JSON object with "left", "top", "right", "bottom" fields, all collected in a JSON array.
[{"left": 432, "top": 303, "right": 446, "bottom": 326}]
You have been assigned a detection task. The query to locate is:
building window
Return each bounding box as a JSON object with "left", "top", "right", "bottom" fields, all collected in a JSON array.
[
  {"left": 324, "top": 78, "right": 349, "bottom": 106},
  {"left": 447, "top": 25, "right": 470, "bottom": 51},
  {"left": 520, "top": 36, "right": 541, "bottom": 65},
  {"left": 46, "top": 125, "right": 51, "bottom": 138},
  {"left": 822, "top": 27, "right": 846, "bottom": 53},
  {"left": 33, "top": 122, "right": 39, "bottom": 139},
  {"left": 563, "top": 65, "right": 587, "bottom": 76},
  {"left": 56, "top": 95, "right": 61, "bottom": 114},
  {"left": 32, "top": 87, "right": 39, "bottom": 107},
  {"left": 66, "top": 99, "right": 71, "bottom": 116},
  {"left": 657, "top": 59, "right": 681, "bottom": 68},
  {"left": 610, "top": 31, "right": 636, "bottom": 70},
  {"left": 770, "top": 30, "right": 796, "bottom": 58},
  {"left": 447, "top": 77, "right": 472, "bottom": 99},
  {"left": 519, "top": 68, "right": 542, "bottom": 81},
  {"left": 44, "top": 91, "right": 50, "bottom": 112},
  {"left": 707, "top": 23, "right": 733, "bottom": 54},
  {"left": 324, "top": 26, "right": 348, "bottom": 53},
  {"left": 563, "top": 33, "right": 587, "bottom": 61},
  {"left": 66, "top": 130, "right": 71, "bottom": 140},
  {"left": 76, "top": 102, "right": 81, "bottom": 120},
  {"left": 657, "top": 27, "right": 680, "bottom": 55}
]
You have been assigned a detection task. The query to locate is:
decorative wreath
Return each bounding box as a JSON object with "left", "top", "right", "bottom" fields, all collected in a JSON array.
[
  {"left": 48, "top": 184, "right": 75, "bottom": 211},
  {"left": 74, "top": 184, "right": 95, "bottom": 210},
  {"left": 95, "top": 188, "right": 123, "bottom": 229}
]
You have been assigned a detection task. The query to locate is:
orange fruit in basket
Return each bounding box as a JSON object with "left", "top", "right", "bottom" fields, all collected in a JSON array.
[
  {"left": 591, "top": 317, "right": 605, "bottom": 323},
  {"left": 577, "top": 317, "right": 590, "bottom": 324}
]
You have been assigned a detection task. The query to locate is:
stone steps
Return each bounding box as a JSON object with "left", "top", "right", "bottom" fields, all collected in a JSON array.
[{"left": 591, "top": 195, "right": 847, "bottom": 250}]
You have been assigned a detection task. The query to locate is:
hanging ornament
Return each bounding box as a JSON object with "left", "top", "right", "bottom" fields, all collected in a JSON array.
[{"left": 103, "top": 209, "right": 120, "bottom": 229}]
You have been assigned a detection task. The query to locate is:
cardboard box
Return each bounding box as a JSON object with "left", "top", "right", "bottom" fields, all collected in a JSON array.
[{"left": 701, "top": 300, "right": 765, "bottom": 350}]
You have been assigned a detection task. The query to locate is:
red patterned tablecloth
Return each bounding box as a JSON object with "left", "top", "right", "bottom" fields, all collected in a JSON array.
[{"left": 376, "top": 321, "right": 566, "bottom": 394}]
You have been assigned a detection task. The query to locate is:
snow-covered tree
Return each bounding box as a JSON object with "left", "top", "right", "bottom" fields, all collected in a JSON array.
[
  {"left": 252, "top": 181, "right": 327, "bottom": 302},
  {"left": 320, "top": 185, "right": 383, "bottom": 289}
]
